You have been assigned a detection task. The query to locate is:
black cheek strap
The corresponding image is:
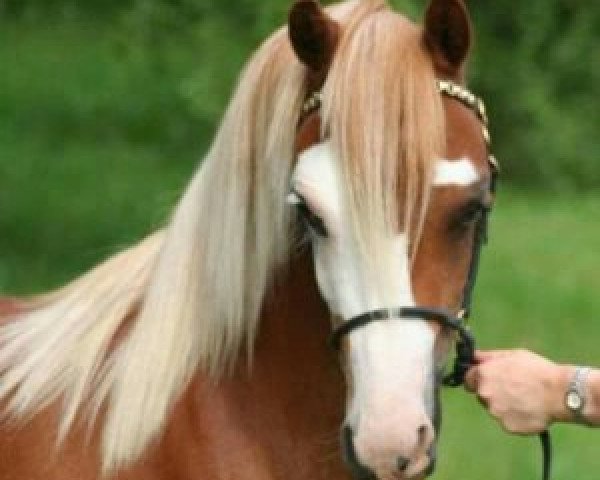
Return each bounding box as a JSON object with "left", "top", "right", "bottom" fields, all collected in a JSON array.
[{"left": 330, "top": 307, "right": 476, "bottom": 387}]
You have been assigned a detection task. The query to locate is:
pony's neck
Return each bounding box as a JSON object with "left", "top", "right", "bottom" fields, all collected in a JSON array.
[
  {"left": 248, "top": 249, "right": 345, "bottom": 415},
  {"left": 160, "top": 252, "right": 347, "bottom": 479}
]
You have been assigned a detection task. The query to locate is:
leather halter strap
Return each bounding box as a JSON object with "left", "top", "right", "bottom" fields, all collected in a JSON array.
[
  {"left": 437, "top": 80, "right": 498, "bottom": 322},
  {"left": 330, "top": 307, "right": 475, "bottom": 387}
]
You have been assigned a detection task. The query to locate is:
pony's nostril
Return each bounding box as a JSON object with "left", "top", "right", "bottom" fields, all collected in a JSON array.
[
  {"left": 397, "top": 456, "right": 410, "bottom": 472},
  {"left": 418, "top": 424, "right": 428, "bottom": 443},
  {"left": 417, "top": 422, "right": 434, "bottom": 452}
]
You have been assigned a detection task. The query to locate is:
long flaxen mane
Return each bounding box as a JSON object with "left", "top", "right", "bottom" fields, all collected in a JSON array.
[{"left": 0, "top": 0, "right": 444, "bottom": 473}]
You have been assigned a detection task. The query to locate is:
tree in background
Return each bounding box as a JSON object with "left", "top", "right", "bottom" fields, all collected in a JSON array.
[
  {"left": 1, "top": 0, "right": 598, "bottom": 189},
  {"left": 470, "top": 0, "right": 599, "bottom": 189}
]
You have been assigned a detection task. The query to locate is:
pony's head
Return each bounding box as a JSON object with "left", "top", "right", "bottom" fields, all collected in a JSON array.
[{"left": 287, "top": 0, "right": 495, "bottom": 477}]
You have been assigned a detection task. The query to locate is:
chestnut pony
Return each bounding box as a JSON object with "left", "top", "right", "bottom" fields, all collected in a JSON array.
[{"left": 0, "top": 1, "right": 496, "bottom": 479}]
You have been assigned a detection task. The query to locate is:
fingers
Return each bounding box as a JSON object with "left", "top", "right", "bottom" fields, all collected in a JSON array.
[
  {"left": 474, "top": 349, "right": 513, "bottom": 364},
  {"left": 466, "top": 350, "right": 513, "bottom": 393}
]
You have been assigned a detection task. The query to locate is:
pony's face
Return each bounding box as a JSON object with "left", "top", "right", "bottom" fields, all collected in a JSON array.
[{"left": 289, "top": 1, "right": 493, "bottom": 479}]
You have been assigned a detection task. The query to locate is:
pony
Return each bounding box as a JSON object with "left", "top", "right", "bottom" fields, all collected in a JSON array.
[{"left": 0, "top": 0, "right": 496, "bottom": 479}]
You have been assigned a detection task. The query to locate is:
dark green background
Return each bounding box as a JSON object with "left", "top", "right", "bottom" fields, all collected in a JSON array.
[{"left": 1, "top": 0, "right": 599, "bottom": 476}]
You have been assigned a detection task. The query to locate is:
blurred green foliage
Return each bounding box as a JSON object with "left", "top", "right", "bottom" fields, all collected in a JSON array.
[
  {"left": 1, "top": 0, "right": 597, "bottom": 189},
  {"left": 470, "top": 1, "right": 600, "bottom": 189}
]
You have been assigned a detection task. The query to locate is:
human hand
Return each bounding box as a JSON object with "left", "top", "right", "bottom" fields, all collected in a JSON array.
[{"left": 464, "top": 349, "right": 573, "bottom": 434}]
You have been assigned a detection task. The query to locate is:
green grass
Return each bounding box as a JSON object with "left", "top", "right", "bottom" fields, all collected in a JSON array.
[
  {"left": 436, "top": 193, "right": 600, "bottom": 478},
  {"left": 1, "top": 16, "right": 599, "bottom": 478}
]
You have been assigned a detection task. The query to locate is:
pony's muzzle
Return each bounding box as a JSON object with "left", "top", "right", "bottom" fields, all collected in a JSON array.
[{"left": 342, "top": 417, "right": 435, "bottom": 479}]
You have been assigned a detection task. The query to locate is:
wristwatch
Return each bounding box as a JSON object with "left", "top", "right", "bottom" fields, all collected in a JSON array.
[{"left": 565, "top": 367, "right": 591, "bottom": 424}]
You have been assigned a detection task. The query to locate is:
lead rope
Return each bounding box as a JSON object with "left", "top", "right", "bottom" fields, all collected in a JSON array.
[
  {"left": 540, "top": 431, "right": 552, "bottom": 480},
  {"left": 445, "top": 198, "right": 552, "bottom": 480},
  {"left": 441, "top": 308, "right": 551, "bottom": 480}
]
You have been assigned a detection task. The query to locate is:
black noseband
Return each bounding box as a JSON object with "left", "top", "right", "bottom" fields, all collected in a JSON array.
[
  {"left": 331, "top": 306, "right": 551, "bottom": 480},
  {"left": 330, "top": 307, "right": 475, "bottom": 387}
]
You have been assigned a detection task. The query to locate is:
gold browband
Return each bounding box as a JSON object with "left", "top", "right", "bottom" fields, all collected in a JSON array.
[
  {"left": 437, "top": 80, "right": 487, "bottom": 125},
  {"left": 301, "top": 80, "right": 499, "bottom": 171},
  {"left": 436, "top": 80, "right": 499, "bottom": 171}
]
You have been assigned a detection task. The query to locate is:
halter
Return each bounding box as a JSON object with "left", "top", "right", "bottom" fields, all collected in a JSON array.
[{"left": 301, "top": 80, "right": 551, "bottom": 480}]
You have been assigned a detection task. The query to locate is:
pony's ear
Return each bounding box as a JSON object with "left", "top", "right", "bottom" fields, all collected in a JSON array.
[
  {"left": 424, "top": 0, "right": 472, "bottom": 76},
  {"left": 289, "top": 0, "right": 340, "bottom": 73}
]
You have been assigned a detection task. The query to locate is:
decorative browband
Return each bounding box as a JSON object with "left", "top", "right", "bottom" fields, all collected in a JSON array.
[
  {"left": 301, "top": 80, "right": 499, "bottom": 171},
  {"left": 436, "top": 80, "right": 499, "bottom": 172},
  {"left": 437, "top": 80, "right": 488, "bottom": 125}
]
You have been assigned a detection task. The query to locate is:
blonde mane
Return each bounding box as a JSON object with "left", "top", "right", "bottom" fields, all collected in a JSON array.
[{"left": 0, "top": 0, "right": 444, "bottom": 473}]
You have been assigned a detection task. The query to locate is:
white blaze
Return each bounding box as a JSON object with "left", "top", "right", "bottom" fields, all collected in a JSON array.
[
  {"left": 434, "top": 157, "right": 480, "bottom": 186},
  {"left": 290, "top": 141, "right": 435, "bottom": 472}
]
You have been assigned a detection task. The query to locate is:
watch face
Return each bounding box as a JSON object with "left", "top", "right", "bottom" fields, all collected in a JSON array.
[{"left": 566, "top": 390, "right": 583, "bottom": 410}]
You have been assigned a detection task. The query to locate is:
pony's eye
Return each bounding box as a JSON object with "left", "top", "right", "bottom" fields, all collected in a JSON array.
[
  {"left": 299, "top": 205, "right": 328, "bottom": 237},
  {"left": 287, "top": 192, "right": 328, "bottom": 237},
  {"left": 451, "top": 200, "right": 488, "bottom": 230}
]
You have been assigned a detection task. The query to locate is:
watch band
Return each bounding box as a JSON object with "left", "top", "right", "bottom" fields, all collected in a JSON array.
[{"left": 566, "top": 367, "right": 591, "bottom": 424}]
